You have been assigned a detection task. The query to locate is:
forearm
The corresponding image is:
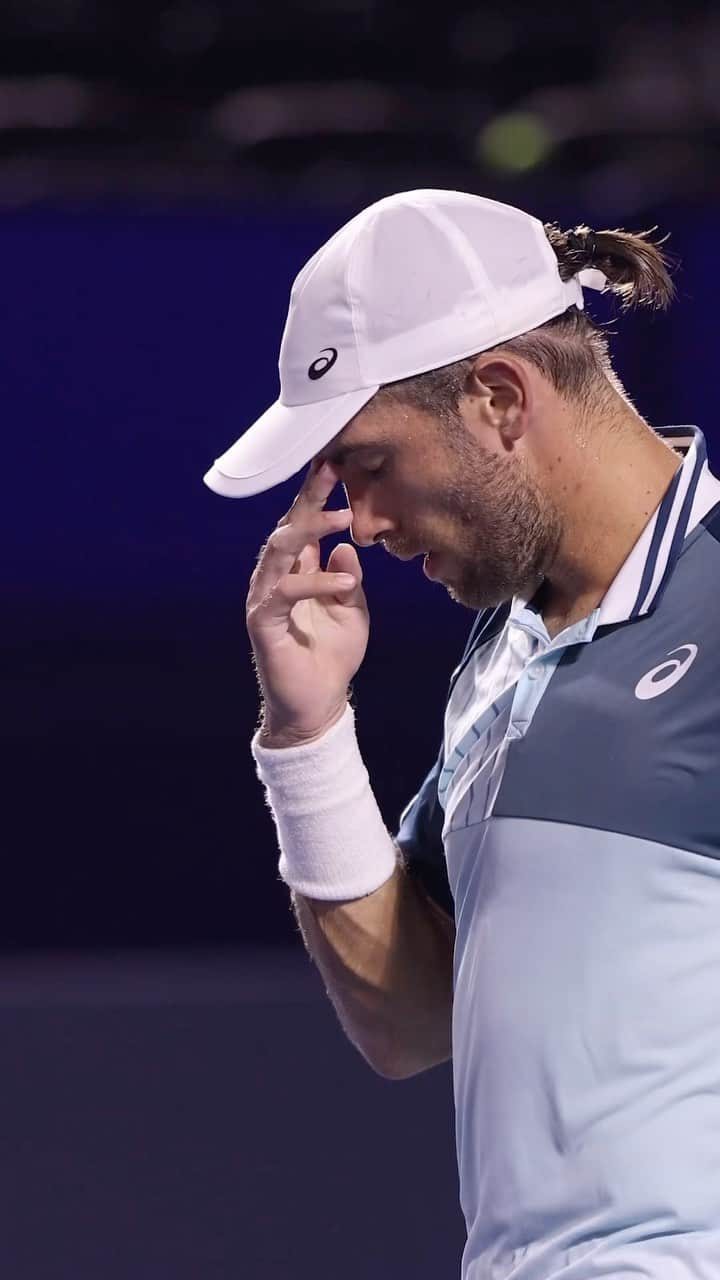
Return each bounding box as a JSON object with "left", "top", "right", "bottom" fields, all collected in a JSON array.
[
  {"left": 291, "top": 860, "right": 455, "bottom": 1079},
  {"left": 251, "top": 704, "right": 455, "bottom": 1078}
]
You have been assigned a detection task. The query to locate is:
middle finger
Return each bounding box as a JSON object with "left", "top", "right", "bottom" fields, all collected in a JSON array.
[{"left": 252, "top": 505, "right": 353, "bottom": 595}]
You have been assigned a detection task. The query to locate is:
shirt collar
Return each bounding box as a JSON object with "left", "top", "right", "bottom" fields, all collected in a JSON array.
[{"left": 510, "top": 425, "right": 719, "bottom": 630}]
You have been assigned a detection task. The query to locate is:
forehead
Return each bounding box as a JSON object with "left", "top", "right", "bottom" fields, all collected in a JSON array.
[{"left": 315, "top": 398, "right": 421, "bottom": 466}]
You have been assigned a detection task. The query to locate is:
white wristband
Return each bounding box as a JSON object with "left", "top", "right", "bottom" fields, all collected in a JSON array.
[{"left": 250, "top": 702, "right": 398, "bottom": 900}]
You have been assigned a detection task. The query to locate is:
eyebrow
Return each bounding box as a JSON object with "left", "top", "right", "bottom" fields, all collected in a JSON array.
[{"left": 316, "top": 440, "right": 390, "bottom": 467}]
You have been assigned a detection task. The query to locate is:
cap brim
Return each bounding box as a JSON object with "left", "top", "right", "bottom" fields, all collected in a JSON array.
[{"left": 203, "top": 385, "right": 379, "bottom": 498}]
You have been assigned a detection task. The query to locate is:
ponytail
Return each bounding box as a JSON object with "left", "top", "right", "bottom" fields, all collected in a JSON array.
[
  {"left": 544, "top": 222, "right": 677, "bottom": 311},
  {"left": 376, "top": 220, "right": 679, "bottom": 416}
]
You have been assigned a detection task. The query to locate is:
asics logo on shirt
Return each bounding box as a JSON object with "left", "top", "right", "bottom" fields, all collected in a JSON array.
[{"left": 634, "top": 644, "right": 699, "bottom": 700}]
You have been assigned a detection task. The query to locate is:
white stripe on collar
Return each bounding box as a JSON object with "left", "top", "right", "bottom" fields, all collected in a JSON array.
[{"left": 598, "top": 425, "right": 717, "bottom": 626}]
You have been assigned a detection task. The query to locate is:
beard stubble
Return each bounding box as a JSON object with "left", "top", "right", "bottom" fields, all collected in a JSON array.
[{"left": 434, "top": 430, "right": 564, "bottom": 611}]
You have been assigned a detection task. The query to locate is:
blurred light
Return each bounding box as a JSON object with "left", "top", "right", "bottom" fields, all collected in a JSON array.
[
  {"left": 213, "top": 82, "right": 393, "bottom": 145},
  {"left": 477, "top": 111, "right": 552, "bottom": 172},
  {"left": 0, "top": 77, "right": 91, "bottom": 129}
]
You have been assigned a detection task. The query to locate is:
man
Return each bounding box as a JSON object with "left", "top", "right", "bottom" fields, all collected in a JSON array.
[{"left": 203, "top": 190, "right": 720, "bottom": 1278}]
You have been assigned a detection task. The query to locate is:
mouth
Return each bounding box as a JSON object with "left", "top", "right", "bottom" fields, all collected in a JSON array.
[{"left": 384, "top": 546, "right": 429, "bottom": 562}]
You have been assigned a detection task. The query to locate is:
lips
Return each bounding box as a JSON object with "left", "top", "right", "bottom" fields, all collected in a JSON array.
[{"left": 385, "top": 547, "right": 427, "bottom": 561}]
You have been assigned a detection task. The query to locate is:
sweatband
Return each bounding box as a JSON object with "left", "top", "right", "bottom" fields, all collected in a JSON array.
[{"left": 250, "top": 701, "right": 398, "bottom": 900}]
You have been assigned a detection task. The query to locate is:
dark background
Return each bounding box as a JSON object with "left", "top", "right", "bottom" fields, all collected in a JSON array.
[
  {"left": 4, "top": 1, "right": 720, "bottom": 1275},
  {"left": 8, "top": 202, "right": 713, "bottom": 950}
]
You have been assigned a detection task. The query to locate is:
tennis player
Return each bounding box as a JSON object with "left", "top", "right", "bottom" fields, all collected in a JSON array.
[{"left": 204, "top": 190, "right": 720, "bottom": 1279}]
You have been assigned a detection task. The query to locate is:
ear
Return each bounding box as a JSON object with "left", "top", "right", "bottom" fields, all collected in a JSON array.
[{"left": 464, "top": 354, "right": 533, "bottom": 449}]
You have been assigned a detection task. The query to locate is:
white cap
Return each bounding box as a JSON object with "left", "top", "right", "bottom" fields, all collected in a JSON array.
[{"left": 203, "top": 189, "right": 607, "bottom": 498}]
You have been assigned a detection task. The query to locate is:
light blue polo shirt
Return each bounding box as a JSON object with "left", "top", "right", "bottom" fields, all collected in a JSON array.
[{"left": 396, "top": 426, "right": 720, "bottom": 1279}]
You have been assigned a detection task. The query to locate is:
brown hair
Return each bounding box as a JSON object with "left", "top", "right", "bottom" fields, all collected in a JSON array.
[{"left": 375, "top": 223, "right": 678, "bottom": 417}]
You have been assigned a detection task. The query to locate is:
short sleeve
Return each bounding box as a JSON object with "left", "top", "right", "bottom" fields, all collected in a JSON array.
[
  {"left": 394, "top": 738, "right": 453, "bottom": 922},
  {"left": 392, "top": 604, "right": 510, "bottom": 925}
]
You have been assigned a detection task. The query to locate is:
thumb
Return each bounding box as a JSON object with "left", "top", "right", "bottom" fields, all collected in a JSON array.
[{"left": 326, "top": 542, "right": 364, "bottom": 587}]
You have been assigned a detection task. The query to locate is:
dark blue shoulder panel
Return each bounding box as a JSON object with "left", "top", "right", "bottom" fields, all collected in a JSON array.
[
  {"left": 395, "top": 738, "right": 451, "bottom": 916},
  {"left": 701, "top": 499, "right": 720, "bottom": 543},
  {"left": 492, "top": 525, "right": 720, "bottom": 859},
  {"left": 394, "top": 602, "right": 511, "bottom": 919}
]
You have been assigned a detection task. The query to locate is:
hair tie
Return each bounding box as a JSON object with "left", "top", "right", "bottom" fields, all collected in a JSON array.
[{"left": 567, "top": 229, "right": 598, "bottom": 261}]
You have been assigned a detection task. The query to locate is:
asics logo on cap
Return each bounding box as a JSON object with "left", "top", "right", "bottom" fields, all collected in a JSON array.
[
  {"left": 634, "top": 644, "right": 698, "bottom": 700},
  {"left": 308, "top": 347, "right": 338, "bottom": 380}
]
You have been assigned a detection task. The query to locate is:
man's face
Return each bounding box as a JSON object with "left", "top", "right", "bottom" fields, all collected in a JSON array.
[{"left": 315, "top": 395, "right": 563, "bottom": 611}]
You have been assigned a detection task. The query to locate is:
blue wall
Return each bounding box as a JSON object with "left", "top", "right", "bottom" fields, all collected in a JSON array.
[{"left": 6, "top": 203, "right": 718, "bottom": 947}]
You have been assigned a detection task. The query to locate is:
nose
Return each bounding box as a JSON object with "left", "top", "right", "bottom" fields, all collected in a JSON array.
[{"left": 342, "top": 482, "right": 395, "bottom": 550}]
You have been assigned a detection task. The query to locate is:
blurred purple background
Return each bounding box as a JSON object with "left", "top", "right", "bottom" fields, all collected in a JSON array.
[
  {"left": 8, "top": 204, "right": 715, "bottom": 952},
  {"left": 4, "top": 1, "right": 719, "bottom": 1276}
]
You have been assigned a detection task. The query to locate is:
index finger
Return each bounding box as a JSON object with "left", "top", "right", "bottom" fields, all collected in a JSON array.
[{"left": 278, "top": 458, "right": 341, "bottom": 526}]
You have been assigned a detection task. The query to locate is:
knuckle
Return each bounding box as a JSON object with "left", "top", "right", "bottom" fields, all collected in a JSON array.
[
  {"left": 271, "top": 572, "right": 294, "bottom": 597},
  {"left": 255, "top": 509, "right": 347, "bottom": 568},
  {"left": 248, "top": 582, "right": 284, "bottom": 619},
  {"left": 266, "top": 526, "right": 290, "bottom": 551}
]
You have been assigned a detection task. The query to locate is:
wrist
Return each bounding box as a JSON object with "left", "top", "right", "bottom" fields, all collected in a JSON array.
[
  {"left": 258, "top": 701, "right": 350, "bottom": 750},
  {"left": 251, "top": 701, "right": 396, "bottom": 900}
]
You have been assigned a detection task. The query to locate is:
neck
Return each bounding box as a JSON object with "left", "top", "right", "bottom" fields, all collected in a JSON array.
[{"left": 534, "top": 404, "right": 682, "bottom": 636}]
